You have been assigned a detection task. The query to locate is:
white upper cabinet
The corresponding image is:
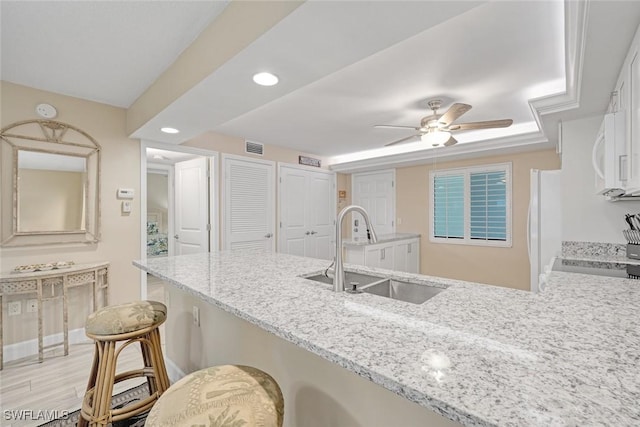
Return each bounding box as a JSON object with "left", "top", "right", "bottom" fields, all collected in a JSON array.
[{"left": 614, "top": 22, "right": 640, "bottom": 194}]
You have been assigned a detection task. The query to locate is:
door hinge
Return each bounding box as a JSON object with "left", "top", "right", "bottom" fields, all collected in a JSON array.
[
  {"left": 206, "top": 224, "right": 211, "bottom": 231},
  {"left": 392, "top": 180, "right": 394, "bottom": 188},
  {"left": 392, "top": 220, "right": 394, "bottom": 227},
  {"left": 279, "top": 176, "right": 282, "bottom": 183},
  {"left": 280, "top": 221, "right": 282, "bottom": 228}
]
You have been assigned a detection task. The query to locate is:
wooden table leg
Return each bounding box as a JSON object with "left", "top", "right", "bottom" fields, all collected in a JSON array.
[
  {"left": 63, "top": 277, "right": 69, "bottom": 356},
  {"left": 37, "top": 279, "right": 43, "bottom": 363},
  {"left": 1, "top": 294, "right": 3, "bottom": 370}
]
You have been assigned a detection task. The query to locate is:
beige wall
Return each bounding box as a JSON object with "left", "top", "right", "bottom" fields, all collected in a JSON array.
[
  {"left": 395, "top": 149, "right": 560, "bottom": 290},
  {"left": 0, "top": 81, "right": 141, "bottom": 344},
  {"left": 18, "top": 169, "right": 85, "bottom": 232},
  {"left": 185, "top": 131, "right": 329, "bottom": 167}
]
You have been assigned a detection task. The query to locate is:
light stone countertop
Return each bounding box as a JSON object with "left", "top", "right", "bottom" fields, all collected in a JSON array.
[
  {"left": 342, "top": 232, "right": 420, "bottom": 246},
  {"left": 134, "top": 250, "right": 640, "bottom": 427}
]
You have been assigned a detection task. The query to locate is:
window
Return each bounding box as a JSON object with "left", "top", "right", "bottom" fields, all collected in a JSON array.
[{"left": 430, "top": 163, "right": 511, "bottom": 247}]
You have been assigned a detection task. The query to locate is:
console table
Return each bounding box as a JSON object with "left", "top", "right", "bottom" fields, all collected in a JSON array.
[{"left": 0, "top": 261, "right": 109, "bottom": 369}]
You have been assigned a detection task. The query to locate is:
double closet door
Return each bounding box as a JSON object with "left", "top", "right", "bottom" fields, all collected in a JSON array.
[{"left": 279, "top": 165, "right": 335, "bottom": 260}]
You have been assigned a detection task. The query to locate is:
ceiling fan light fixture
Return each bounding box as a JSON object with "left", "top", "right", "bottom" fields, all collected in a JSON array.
[{"left": 421, "top": 130, "right": 451, "bottom": 146}]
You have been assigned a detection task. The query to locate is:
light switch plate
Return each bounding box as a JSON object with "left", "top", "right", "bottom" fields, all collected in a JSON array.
[{"left": 121, "top": 201, "right": 132, "bottom": 213}]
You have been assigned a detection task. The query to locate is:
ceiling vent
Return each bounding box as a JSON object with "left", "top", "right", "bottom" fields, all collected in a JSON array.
[{"left": 245, "top": 140, "right": 264, "bottom": 156}]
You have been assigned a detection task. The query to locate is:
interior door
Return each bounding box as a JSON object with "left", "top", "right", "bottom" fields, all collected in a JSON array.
[
  {"left": 280, "top": 167, "right": 308, "bottom": 257},
  {"left": 352, "top": 170, "right": 395, "bottom": 238},
  {"left": 174, "top": 157, "right": 209, "bottom": 254},
  {"left": 224, "top": 156, "right": 275, "bottom": 251},
  {"left": 279, "top": 166, "right": 335, "bottom": 260},
  {"left": 307, "top": 171, "right": 334, "bottom": 259}
]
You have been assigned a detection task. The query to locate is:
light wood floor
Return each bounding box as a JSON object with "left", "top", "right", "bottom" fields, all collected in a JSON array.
[{"left": 0, "top": 277, "right": 166, "bottom": 427}]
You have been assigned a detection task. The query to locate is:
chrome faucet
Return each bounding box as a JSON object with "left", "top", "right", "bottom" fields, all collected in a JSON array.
[{"left": 334, "top": 205, "right": 378, "bottom": 292}]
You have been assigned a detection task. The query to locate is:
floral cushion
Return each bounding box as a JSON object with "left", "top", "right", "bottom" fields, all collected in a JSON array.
[
  {"left": 85, "top": 300, "right": 167, "bottom": 336},
  {"left": 144, "top": 365, "right": 284, "bottom": 427}
]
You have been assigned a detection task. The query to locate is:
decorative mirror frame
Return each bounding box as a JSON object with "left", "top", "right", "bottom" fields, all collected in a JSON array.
[{"left": 0, "top": 119, "right": 101, "bottom": 246}]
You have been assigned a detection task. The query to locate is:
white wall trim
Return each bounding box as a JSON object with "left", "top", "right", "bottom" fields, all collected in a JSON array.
[
  {"left": 2, "top": 328, "right": 90, "bottom": 363},
  {"left": 164, "top": 356, "right": 187, "bottom": 384}
]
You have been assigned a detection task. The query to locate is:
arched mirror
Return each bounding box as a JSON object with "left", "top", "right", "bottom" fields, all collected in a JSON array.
[{"left": 0, "top": 120, "right": 100, "bottom": 246}]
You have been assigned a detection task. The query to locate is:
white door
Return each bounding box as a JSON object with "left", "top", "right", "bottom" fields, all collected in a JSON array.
[
  {"left": 307, "top": 171, "right": 334, "bottom": 259},
  {"left": 280, "top": 167, "right": 307, "bottom": 257},
  {"left": 352, "top": 170, "right": 395, "bottom": 238},
  {"left": 174, "top": 157, "right": 209, "bottom": 254},
  {"left": 279, "top": 165, "right": 335, "bottom": 260},
  {"left": 224, "top": 155, "right": 275, "bottom": 251}
]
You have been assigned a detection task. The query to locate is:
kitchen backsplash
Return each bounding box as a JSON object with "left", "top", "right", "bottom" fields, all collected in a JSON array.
[{"left": 562, "top": 241, "right": 626, "bottom": 258}]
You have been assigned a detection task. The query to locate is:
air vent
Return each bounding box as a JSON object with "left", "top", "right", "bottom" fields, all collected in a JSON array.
[{"left": 245, "top": 141, "right": 264, "bottom": 156}]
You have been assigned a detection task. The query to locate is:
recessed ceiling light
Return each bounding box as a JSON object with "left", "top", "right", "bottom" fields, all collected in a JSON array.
[
  {"left": 160, "top": 127, "right": 180, "bottom": 134},
  {"left": 253, "top": 72, "right": 279, "bottom": 86}
]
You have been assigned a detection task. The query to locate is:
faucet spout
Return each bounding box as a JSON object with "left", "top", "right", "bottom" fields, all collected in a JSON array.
[{"left": 334, "top": 205, "right": 378, "bottom": 292}]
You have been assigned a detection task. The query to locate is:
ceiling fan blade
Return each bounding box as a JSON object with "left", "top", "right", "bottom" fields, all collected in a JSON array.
[
  {"left": 384, "top": 134, "right": 420, "bottom": 146},
  {"left": 375, "top": 124, "right": 420, "bottom": 130},
  {"left": 443, "top": 136, "right": 458, "bottom": 147},
  {"left": 438, "top": 103, "right": 472, "bottom": 126},
  {"left": 448, "top": 119, "right": 513, "bottom": 131}
]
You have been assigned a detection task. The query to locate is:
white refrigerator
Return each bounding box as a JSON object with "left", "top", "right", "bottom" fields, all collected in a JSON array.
[{"left": 528, "top": 169, "right": 562, "bottom": 293}]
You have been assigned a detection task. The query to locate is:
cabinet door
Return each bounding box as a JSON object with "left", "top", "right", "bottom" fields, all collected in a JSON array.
[
  {"left": 630, "top": 49, "right": 640, "bottom": 187},
  {"left": 364, "top": 245, "right": 393, "bottom": 269},
  {"left": 393, "top": 243, "right": 407, "bottom": 272},
  {"left": 406, "top": 240, "right": 420, "bottom": 273}
]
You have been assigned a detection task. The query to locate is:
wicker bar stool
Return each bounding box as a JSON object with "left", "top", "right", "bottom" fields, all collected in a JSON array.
[
  {"left": 79, "top": 300, "right": 170, "bottom": 427},
  {"left": 144, "top": 365, "right": 284, "bottom": 427}
]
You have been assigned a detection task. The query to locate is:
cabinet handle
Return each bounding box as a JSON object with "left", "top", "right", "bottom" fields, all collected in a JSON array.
[
  {"left": 408, "top": 245, "right": 411, "bottom": 254},
  {"left": 264, "top": 233, "right": 273, "bottom": 238},
  {"left": 305, "top": 231, "right": 311, "bottom": 235},
  {"left": 310, "top": 230, "right": 317, "bottom": 235},
  {"left": 381, "top": 248, "right": 385, "bottom": 260}
]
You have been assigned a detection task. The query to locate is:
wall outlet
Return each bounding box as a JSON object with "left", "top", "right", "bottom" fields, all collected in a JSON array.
[
  {"left": 26, "top": 299, "right": 38, "bottom": 313},
  {"left": 8, "top": 301, "right": 21, "bottom": 316},
  {"left": 192, "top": 306, "right": 200, "bottom": 327}
]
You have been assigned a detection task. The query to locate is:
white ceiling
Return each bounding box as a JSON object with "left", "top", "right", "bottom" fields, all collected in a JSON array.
[
  {"left": 2, "top": 1, "right": 640, "bottom": 168},
  {"left": 0, "top": 0, "right": 228, "bottom": 107}
]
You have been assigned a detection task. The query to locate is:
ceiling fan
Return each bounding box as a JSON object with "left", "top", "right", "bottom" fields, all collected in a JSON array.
[{"left": 375, "top": 100, "right": 513, "bottom": 147}]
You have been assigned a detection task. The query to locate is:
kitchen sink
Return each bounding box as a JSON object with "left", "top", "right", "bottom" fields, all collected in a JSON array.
[
  {"left": 359, "top": 279, "right": 445, "bottom": 304},
  {"left": 304, "top": 271, "right": 384, "bottom": 286},
  {"left": 303, "top": 270, "right": 446, "bottom": 305}
]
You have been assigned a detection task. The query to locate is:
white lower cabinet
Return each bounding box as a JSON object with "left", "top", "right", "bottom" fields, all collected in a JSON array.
[{"left": 345, "top": 236, "right": 420, "bottom": 273}]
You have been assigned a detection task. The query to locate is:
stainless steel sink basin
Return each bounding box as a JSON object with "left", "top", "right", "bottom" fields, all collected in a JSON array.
[
  {"left": 304, "top": 271, "right": 383, "bottom": 286},
  {"left": 359, "top": 279, "right": 445, "bottom": 304}
]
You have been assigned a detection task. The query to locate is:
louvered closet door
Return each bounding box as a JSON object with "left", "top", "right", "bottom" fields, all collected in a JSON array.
[{"left": 223, "top": 156, "right": 275, "bottom": 251}]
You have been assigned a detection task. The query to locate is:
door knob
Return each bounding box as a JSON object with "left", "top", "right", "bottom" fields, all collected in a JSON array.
[
  {"left": 310, "top": 230, "right": 318, "bottom": 235},
  {"left": 305, "top": 231, "right": 311, "bottom": 235},
  {"left": 174, "top": 234, "right": 179, "bottom": 240},
  {"left": 264, "top": 233, "right": 273, "bottom": 238}
]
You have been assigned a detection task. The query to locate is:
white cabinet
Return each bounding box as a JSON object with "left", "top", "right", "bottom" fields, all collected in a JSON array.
[
  {"left": 394, "top": 239, "right": 419, "bottom": 273},
  {"left": 345, "top": 236, "right": 420, "bottom": 273},
  {"left": 606, "top": 22, "right": 640, "bottom": 195}
]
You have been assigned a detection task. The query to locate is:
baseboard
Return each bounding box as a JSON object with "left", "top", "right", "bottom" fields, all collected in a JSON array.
[
  {"left": 2, "top": 327, "right": 91, "bottom": 363},
  {"left": 164, "top": 356, "right": 186, "bottom": 384}
]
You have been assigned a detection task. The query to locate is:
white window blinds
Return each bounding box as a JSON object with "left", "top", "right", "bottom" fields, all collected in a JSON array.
[{"left": 430, "top": 164, "right": 511, "bottom": 247}]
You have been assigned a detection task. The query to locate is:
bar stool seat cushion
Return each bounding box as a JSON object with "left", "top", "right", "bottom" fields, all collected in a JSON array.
[
  {"left": 85, "top": 300, "right": 166, "bottom": 336},
  {"left": 145, "top": 365, "right": 284, "bottom": 427}
]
